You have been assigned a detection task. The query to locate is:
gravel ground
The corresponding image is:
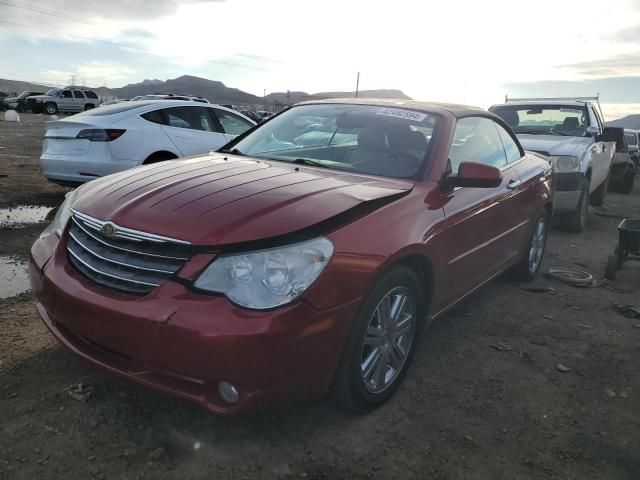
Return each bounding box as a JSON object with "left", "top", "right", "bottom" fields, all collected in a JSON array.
[{"left": 0, "top": 114, "right": 639, "bottom": 480}]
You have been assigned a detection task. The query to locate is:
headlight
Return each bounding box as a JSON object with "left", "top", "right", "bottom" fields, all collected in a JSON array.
[
  {"left": 550, "top": 156, "right": 581, "bottom": 172},
  {"left": 194, "top": 237, "right": 334, "bottom": 309},
  {"left": 51, "top": 189, "right": 79, "bottom": 236}
]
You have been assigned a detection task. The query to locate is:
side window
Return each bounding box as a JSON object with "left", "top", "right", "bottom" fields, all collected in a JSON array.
[
  {"left": 60, "top": 90, "right": 72, "bottom": 98},
  {"left": 141, "top": 109, "right": 166, "bottom": 125},
  {"left": 164, "top": 106, "right": 215, "bottom": 132},
  {"left": 85, "top": 91, "right": 98, "bottom": 99},
  {"left": 73, "top": 91, "right": 85, "bottom": 98},
  {"left": 213, "top": 109, "right": 254, "bottom": 135},
  {"left": 449, "top": 117, "right": 508, "bottom": 172},
  {"left": 494, "top": 122, "right": 523, "bottom": 163}
]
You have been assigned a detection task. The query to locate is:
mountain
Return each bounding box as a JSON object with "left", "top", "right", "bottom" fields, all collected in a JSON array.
[
  {"left": 0, "top": 79, "right": 51, "bottom": 95},
  {"left": 308, "top": 89, "right": 412, "bottom": 100},
  {"left": 108, "top": 75, "right": 262, "bottom": 104},
  {"left": 0, "top": 75, "right": 411, "bottom": 107},
  {"left": 265, "top": 91, "right": 308, "bottom": 104},
  {"left": 266, "top": 89, "right": 412, "bottom": 105},
  {"left": 607, "top": 114, "right": 640, "bottom": 129}
]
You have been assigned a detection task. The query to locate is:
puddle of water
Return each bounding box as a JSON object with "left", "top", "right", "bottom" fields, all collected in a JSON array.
[
  {"left": 0, "top": 205, "right": 53, "bottom": 228},
  {"left": 0, "top": 256, "right": 30, "bottom": 299}
]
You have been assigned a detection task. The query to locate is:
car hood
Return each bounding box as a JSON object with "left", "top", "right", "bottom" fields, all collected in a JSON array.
[
  {"left": 72, "top": 154, "right": 414, "bottom": 246},
  {"left": 516, "top": 134, "right": 589, "bottom": 157}
]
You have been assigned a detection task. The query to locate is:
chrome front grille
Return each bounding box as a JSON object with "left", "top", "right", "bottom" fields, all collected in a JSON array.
[{"left": 66, "top": 211, "right": 192, "bottom": 294}]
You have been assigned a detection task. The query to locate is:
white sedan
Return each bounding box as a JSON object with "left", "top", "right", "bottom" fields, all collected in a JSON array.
[{"left": 39, "top": 101, "right": 256, "bottom": 185}]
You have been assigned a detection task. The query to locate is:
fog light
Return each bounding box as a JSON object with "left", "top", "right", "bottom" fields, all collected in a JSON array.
[{"left": 218, "top": 381, "right": 239, "bottom": 404}]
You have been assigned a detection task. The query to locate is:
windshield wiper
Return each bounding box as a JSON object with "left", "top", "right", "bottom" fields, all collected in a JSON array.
[
  {"left": 516, "top": 129, "right": 548, "bottom": 135},
  {"left": 220, "top": 147, "right": 245, "bottom": 156},
  {"left": 291, "top": 158, "right": 328, "bottom": 168}
]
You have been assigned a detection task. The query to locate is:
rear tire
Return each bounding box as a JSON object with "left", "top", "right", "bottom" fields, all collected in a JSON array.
[
  {"left": 620, "top": 166, "right": 636, "bottom": 194},
  {"left": 589, "top": 177, "right": 607, "bottom": 206},
  {"left": 44, "top": 102, "right": 58, "bottom": 115},
  {"left": 564, "top": 177, "right": 589, "bottom": 233},
  {"left": 510, "top": 210, "right": 549, "bottom": 282},
  {"left": 333, "top": 266, "right": 425, "bottom": 412},
  {"left": 84, "top": 104, "right": 95, "bottom": 111}
]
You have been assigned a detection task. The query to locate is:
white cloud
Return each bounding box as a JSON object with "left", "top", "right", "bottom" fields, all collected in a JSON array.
[
  {"left": 3, "top": 0, "right": 640, "bottom": 108},
  {"left": 602, "top": 103, "right": 640, "bottom": 120}
]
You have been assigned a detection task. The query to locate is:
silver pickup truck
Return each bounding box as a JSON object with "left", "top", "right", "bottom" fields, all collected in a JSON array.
[{"left": 490, "top": 97, "right": 616, "bottom": 232}]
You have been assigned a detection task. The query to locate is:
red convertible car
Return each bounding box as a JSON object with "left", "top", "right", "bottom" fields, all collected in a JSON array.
[{"left": 30, "top": 99, "right": 553, "bottom": 413}]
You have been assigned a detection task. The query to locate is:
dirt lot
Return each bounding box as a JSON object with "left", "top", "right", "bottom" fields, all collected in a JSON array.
[{"left": 1, "top": 113, "right": 639, "bottom": 480}]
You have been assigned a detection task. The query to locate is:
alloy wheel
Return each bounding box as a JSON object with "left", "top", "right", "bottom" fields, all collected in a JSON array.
[
  {"left": 360, "top": 286, "right": 416, "bottom": 394},
  {"left": 528, "top": 217, "right": 546, "bottom": 273}
]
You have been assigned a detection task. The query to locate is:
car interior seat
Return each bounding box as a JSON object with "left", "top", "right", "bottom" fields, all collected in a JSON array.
[
  {"left": 450, "top": 134, "right": 494, "bottom": 171},
  {"left": 351, "top": 121, "right": 423, "bottom": 177},
  {"left": 556, "top": 117, "right": 583, "bottom": 136}
]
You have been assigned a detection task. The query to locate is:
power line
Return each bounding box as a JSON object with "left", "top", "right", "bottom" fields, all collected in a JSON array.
[{"left": 0, "top": 19, "right": 274, "bottom": 72}]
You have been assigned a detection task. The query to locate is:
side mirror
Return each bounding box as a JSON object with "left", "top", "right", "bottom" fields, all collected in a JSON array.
[
  {"left": 586, "top": 126, "right": 599, "bottom": 137},
  {"left": 447, "top": 161, "right": 503, "bottom": 188}
]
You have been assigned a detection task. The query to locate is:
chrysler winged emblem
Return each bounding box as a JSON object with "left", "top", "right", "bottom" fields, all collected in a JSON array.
[{"left": 101, "top": 223, "right": 116, "bottom": 238}]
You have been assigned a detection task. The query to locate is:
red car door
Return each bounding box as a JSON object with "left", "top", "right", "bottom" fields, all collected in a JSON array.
[
  {"left": 495, "top": 120, "right": 539, "bottom": 252},
  {"left": 438, "top": 116, "right": 529, "bottom": 308}
]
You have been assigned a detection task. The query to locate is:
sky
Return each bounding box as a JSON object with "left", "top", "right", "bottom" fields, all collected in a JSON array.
[{"left": 2, "top": 0, "right": 640, "bottom": 118}]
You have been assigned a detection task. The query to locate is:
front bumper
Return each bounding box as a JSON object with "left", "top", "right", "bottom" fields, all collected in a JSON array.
[
  {"left": 30, "top": 231, "right": 358, "bottom": 413},
  {"left": 552, "top": 172, "right": 583, "bottom": 212}
]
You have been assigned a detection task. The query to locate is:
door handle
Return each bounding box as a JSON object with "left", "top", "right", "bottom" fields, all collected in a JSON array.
[{"left": 506, "top": 179, "right": 521, "bottom": 190}]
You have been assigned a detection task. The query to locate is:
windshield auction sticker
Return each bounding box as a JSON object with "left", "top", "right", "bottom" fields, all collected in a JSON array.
[
  {"left": 559, "top": 108, "right": 583, "bottom": 114},
  {"left": 377, "top": 108, "right": 427, "bottom": 122}
]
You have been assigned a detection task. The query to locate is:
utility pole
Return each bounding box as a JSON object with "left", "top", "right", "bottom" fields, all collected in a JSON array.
[
  {"left": 355, "top": 72, "right": 360, "bottom": 98},
  {"left": 263, "top": 88, "right": 266, "bottom": 109},
  {"left": 70, "top": 74, "right": 76, "bottom": 86}
]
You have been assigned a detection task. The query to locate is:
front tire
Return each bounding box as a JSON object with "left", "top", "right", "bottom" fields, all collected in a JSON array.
[
  {"left": 605, "top": 254, "right": 621, "bottom": 280},
  {"left": 334, "top": 266, "right": 425, "bottom": 412},
  {"left": 44, "top": 102, "right": 58, "bottom": 115},
  {"left": 510, "top": 210, "right": 549, "bottom": 282},
  {"left": 589, "top": 177, "right": 607, "bottom": 206},
  {"left": 564, "top": 177, "right": 589, "bottom": 233}
]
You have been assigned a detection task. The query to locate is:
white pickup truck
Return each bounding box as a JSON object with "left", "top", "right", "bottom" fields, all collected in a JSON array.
[{"left": 490, "top": 97, "right": 617, "bottom": 232}]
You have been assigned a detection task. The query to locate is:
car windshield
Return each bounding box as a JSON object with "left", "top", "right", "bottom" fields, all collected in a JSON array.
[
  {"left": 625, "top": 132, "right": 637, "bottom": 146},
  {"left": 228, "top": 104, "right": 440, "bottom": 179},
  {"left": 492, "top": 104, "right": 589, "bottom": 137},
  {"left": 44, "top": 89, "right": 60, "bottom": 96}
]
